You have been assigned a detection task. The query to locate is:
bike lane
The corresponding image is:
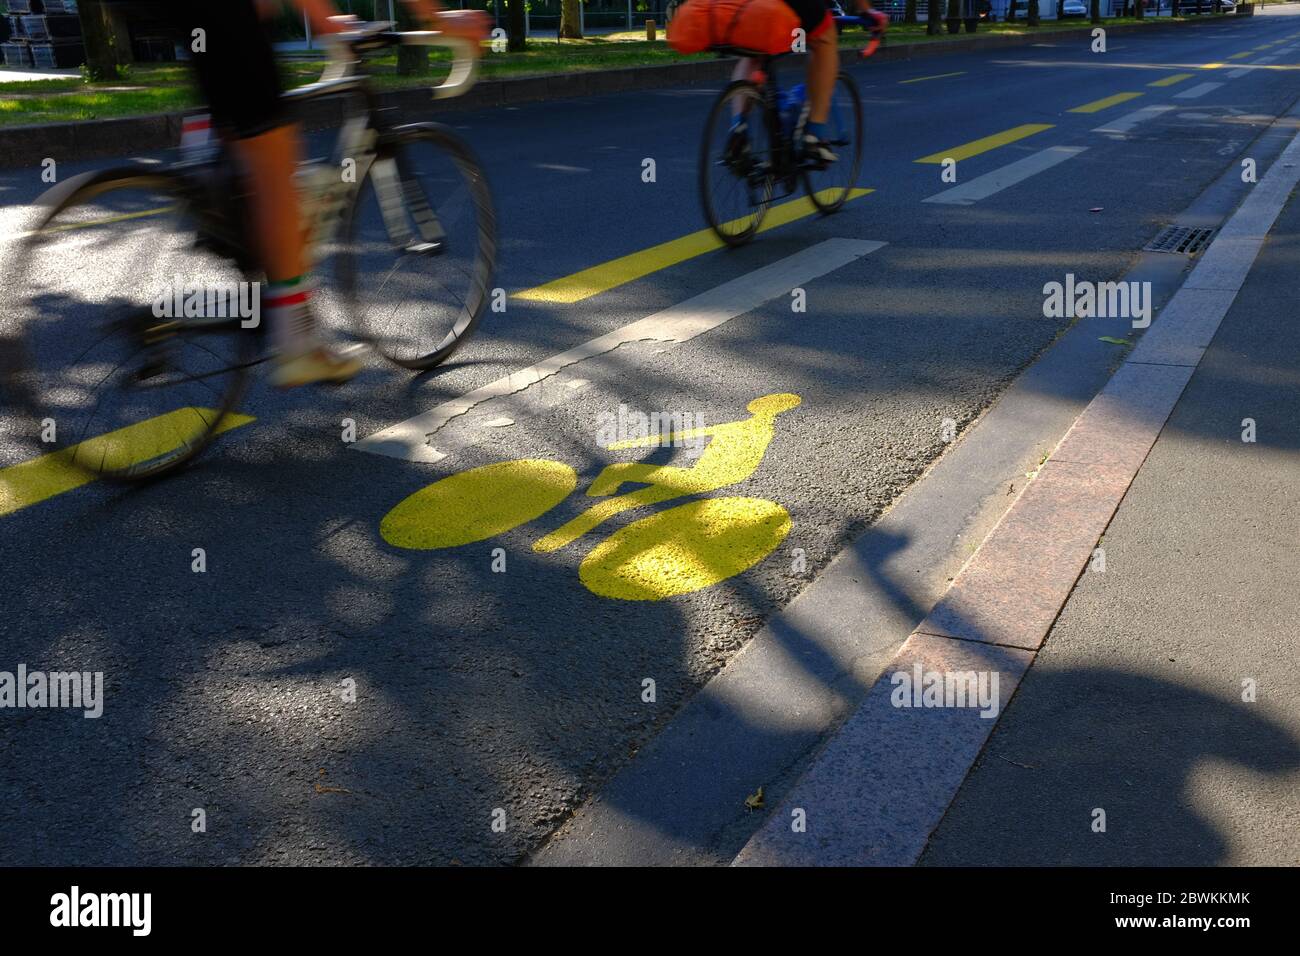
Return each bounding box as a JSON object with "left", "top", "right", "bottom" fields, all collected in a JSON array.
[{"left": 1, "top": 9, "right": 1298, "bottom": 865}]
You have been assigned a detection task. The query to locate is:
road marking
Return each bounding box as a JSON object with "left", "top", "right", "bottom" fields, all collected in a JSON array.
[
  {"left": 353, "top": 238, "right": 886, "bottom": 463},
  {"left": 1175, "top": 81, "right": 1225, "bottom": 100},
  {"left": 923, "top": 145, "right": 1087, "bottom": 206},
  {"left": 381, "top": 395, "right": 801, "bottom": 601},
  {"left": 898, "top": 71, "right": 966, "bottom": 84},
  {"left": 914, "top": 123, "right": 1054, "bottom": 164},
  {"left": 1227, "top": 52, "right": 1252, "bottom": 61},
  {"left": 515, "top": 188, "right": 873, "bottom": 304},
  {"left": 1226, "top": 67, "right": 1252, "bottom": 79},
  {"left": 15, "top": 205, "right": 176, "bottom": 241},
  {"left": 1148, "top": 73, "right": 1195, "bottom": 87},
  {"left": 1200, "top": 62, "right": 1226, "bottom": 70},
  {"left": 1091, "top": 104, "right": 1175, "bottom": 135},
  {"left": 0, "top": 409, "right": 254, "bottom": 518},
  {"left": 1068, "top": 92, "right": 1142, "bottom": 114}
]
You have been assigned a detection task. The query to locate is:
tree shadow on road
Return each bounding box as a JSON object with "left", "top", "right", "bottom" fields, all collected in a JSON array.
[{"left": 919, "top": 666, "right": 1300, "bottom": 866}]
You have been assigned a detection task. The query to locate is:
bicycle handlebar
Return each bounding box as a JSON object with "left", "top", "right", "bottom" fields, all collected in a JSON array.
[
  {"left": 389, "top": 31, "right": 481, "bottom": 100},
  {"left": 319, "top": 21, "right": 482, "bottom": 101},
  {"left": 833, "top": 11, "right": 889, "bottom": 59}
]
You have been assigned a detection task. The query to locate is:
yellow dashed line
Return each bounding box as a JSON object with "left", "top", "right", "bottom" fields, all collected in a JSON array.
[
  {"left": 515, "top": 188, "right": 873, "bottom": 304},
  {"left": 1227, "top": 52, "right": 1252, "bottom": 61},
  {"left": 1148, "top": 73, "right": 1195, "bottom": 88},
  {"left": 0, "top": 409, "right": 253, "bottom": 517},
  {"left": 914, "top": 123, "right": 1054, "bottom": 164},
  {"left": 899, "top": 71, "right": 967, "bottom": 85},
  {"left": 1069, "top": 92, "right": 1143, "bottom": 114}
]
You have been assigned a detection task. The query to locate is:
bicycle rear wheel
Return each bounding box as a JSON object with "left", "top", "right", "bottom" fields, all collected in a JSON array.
[
  {"left": 1, "top": 168, "right": 256, "bottom": 483},
  {"left": 801, "top": 72, "right": 863, "bottom": 214},
  {"left": 699, "top": 81, "right": 775, "bottom": 247},
  {"left": 333, "top": 122, "right": 496, "bottom": 371}
]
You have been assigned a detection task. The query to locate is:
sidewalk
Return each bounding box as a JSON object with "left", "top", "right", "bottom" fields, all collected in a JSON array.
[
  {"left": 735, "top": 113, "right": 1300, "bottom": 867},
  {"left": 920, "top": 178, "right": 1300, "bottom": 866}
]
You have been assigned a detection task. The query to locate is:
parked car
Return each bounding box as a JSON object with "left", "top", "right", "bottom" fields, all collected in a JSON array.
[{"left": 1061, "top": 0, "right": 1088, "bottom": 17}]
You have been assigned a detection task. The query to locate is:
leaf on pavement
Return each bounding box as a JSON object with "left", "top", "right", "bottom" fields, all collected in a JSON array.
[
  {"left": 744, "top": 786, "right": 765, "bottom": 810},
  {"left": 315, "top": 768, "right": 351, "bottom": 795},
  {"left": 1099, "top": 336, "right": 1133, "bottom": 346}
]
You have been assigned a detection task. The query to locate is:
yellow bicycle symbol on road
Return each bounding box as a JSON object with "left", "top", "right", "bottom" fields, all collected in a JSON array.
[{"left": 380, "top": 394, "right": 802, "bottom": 600}]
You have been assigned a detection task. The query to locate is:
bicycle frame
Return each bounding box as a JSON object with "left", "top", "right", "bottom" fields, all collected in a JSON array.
[
  {"left": 175, "top": 24, "right": 481, "bottom": 295},
  {"left": 734, "top": 15, "right": 881, "bottom": 199}
]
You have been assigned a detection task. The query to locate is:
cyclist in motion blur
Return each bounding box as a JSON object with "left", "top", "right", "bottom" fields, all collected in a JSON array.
[
  {"left": 161, "top": 0, "right": 487, "bottom": 387},
  {"left": 731, "top": 0, "right": 886, "bottom": 166}
]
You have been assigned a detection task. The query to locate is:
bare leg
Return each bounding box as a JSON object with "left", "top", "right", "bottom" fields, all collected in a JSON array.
[
  {"left": 231, "top": 123, "right": 361, "bottom": 385},
  {"left": 230, "top": 124, "right": 306, "bottom": 282},
  {"left": 806, "top": 26, "right": 839, "bottom": 125}
]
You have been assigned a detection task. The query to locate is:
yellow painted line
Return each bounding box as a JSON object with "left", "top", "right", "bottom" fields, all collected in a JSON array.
[
  {"left": 1200, "top": 62, "right": 1226, "bottom": 70},
  {"left": 914, "top": 123, "right": 1053, "bottom": 165},
  {"left": 1068, "top": 92, "right": 1143, "bottom": 114},
  {"left": 898, "top": 71, "right": 966, "bottom": 85},
  {"left": 0, "top": 409, "right": 253, "bottom": 518},
  {"left": 1148, "top": 73, "right": 1195, "bottom": 88},
  {"left": 40, "top": 206, "right": 175, "bottom": 236},
  {"left": 514, "top": 188, "right": 873, "bottom": 304},
  {"left": 1227, "top": 52, "right": 1252, "bottom": 61}
]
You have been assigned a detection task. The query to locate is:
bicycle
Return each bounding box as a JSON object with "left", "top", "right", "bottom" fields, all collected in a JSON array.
[
  {"left": 380, "top": 393, "right": 802, "bottom": 601},
  {"left": 698, "top": 14, "right": 884, "bottom": 247},
  {"left": 0, "top": 23, "right": 496, "bottom": 483}
]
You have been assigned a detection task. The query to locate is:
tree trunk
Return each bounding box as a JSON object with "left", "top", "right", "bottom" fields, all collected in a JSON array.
[
  {"left": 507, "top": 0, "right": 527, "bottom": 51},
  {"left": 1135, "top": 0, "right": 1145, "bottom": 19},
  {"left": 1091, "top": 0, "right": 1102, "bottom": 23},
  {"left": 559, "top": 0, "right": 583, "bottom": 39},
  {"left": 397, "top": 45, "right": 429, "bottom": 74},
  {"left": 927, "top": 0, "right": 943, "bottom": 33},
  {"left": 78, "top": 0, "right": 127, "bottom": 80},
  {"left": 905, "top": 0, "right": 918, "bottom": 23},
  {"left": 1028, "top": 0, "right": 1040, "bottom": 24}
]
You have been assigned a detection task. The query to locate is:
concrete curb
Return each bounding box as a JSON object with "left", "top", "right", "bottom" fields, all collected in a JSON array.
[
  {"left": 0, "top": 14, "right": 1242, "bottom": 169},
  {"left": 734, "top": 103, "right": 1300, "bottom": 867}
]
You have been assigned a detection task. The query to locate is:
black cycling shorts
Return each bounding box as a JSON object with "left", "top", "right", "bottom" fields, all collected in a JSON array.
[
  {"left": 147, "top": 0, "right": 287, "bottom": 139},
  {"left": 783, "top": 0, "right": 835, "bottom": 36}
]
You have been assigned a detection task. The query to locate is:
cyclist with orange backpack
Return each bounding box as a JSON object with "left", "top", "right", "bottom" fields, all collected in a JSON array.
[
  {"left": 670, "top": 0, "right": 886, "bottom": 166},
  {"left": 747, "top": 0, "right": 885, "bottom": 164}
]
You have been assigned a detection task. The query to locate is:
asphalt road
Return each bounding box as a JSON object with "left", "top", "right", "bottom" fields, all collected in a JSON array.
[{"left": 1, "top": 8, "right": 1298, "bottom": 865}]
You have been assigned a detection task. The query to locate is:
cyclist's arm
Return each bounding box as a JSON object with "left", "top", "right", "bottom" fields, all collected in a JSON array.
[
  {"left": 852, "top": 0, "right": 889, "bottom": 31},
  {"left": 403, "top": 0, "right": 447, "bottom": 22},
  {"left": 273, "top": 0, "right": 355, "bottom": 35},
  {"left": 402, "top": 0, "right": 490, "bottom": 45}
]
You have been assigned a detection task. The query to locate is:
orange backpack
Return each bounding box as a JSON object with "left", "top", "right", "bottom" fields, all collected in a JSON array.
[{"left": 668, "top": 0, "right": 802, "bottom": 56}]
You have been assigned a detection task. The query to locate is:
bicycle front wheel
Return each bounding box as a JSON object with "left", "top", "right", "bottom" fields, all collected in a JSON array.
[
  {"left": 1, "top": 168, "right": 256, "bottom": 483},
  {"left": 334, "top": 123, "right": 496, "bottom": 371},
  {"left": 801, "top": 72, "right": 863, "bottom": 214},
  {"left": 699, "top": 80, "right": 775, "bottom": 247}
]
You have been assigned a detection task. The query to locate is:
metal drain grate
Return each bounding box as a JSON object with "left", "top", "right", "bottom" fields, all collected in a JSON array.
[{"left": 1144, "top": 226, "right": 1216, "bottom": 256}]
